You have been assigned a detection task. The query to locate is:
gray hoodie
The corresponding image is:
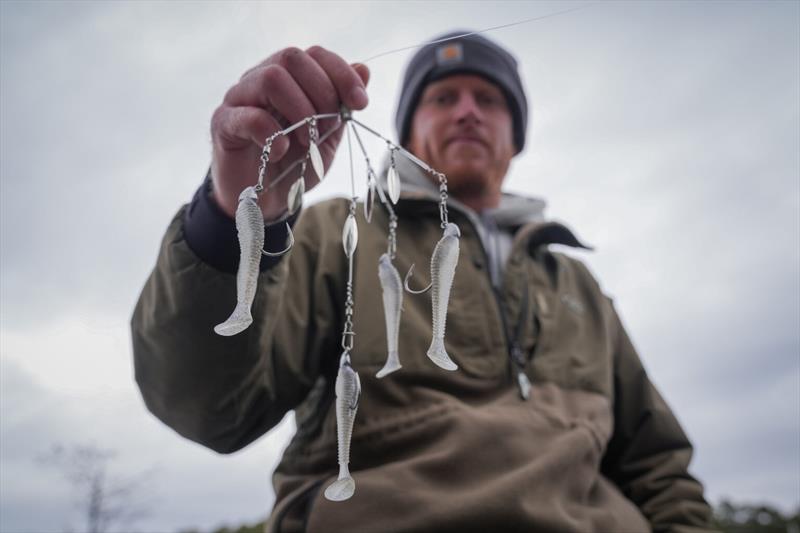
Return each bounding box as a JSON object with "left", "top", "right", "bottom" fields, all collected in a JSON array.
[{"left": 385, "top": 152, "right": 547, "bottom": 287}]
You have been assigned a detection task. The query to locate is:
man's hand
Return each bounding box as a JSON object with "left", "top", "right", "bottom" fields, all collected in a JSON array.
[{"left": 210, "top": 46, "right": 370, "bottom": 220}]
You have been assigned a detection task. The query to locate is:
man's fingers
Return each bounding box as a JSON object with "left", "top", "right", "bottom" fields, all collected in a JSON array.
[
  {"left": 307, "top": 46, "right": 369, "bottom": 111},
  {"left": 225, "top": 64, "right": 316, "bottom": 145},
  {"left": 279, "top": 48, "right": 340, "bottom": 114},
  {"left": 212, "top": 106, "right": 290, "bottom": 161},
  {"left": 231, "top": 47, "right": 369, "bottom": 132},
  {"left": 351, "top": 63, "right": 370, "bottom": 87}
]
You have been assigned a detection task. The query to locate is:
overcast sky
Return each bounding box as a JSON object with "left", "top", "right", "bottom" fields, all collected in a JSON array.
[{"left": 1, "top": 1, "right": 798, "bottom": 532}]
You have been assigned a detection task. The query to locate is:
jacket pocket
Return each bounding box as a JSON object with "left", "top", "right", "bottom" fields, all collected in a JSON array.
[{"left": 528, "top": 281, "right": 614, "bottom": 396}]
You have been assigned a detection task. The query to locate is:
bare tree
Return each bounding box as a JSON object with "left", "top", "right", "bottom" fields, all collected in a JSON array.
[{"left": 38, "top": 443, "right": 155, "bottom": 533}]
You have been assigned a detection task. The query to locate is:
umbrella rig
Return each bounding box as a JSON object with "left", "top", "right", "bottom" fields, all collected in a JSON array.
[{"left": 213, "top": 108, "right": 462, "bottom": 502}]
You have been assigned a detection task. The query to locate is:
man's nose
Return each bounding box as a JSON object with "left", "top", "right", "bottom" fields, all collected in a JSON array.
[{"left": 452, "top": 93, "right": 483, "bottom": 124}]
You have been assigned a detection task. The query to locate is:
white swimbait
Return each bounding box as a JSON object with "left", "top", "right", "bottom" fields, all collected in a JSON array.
[
  {"left": 324, "top": 353, "right": 361, "bottom": 501},
  {"left": 215, "top": 186, "right": 294, "bottom": 336},
  {"left": 214, "top": 187, "right": 264, "bottom": 336},
  {"left": 376, "top": 253, "right": 403, "bottom": 378},
  {"left": 426, "top": 223, "right": 460, "bottom": 371}
]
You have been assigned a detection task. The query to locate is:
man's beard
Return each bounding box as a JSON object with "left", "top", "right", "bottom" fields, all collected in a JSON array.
[{"left": 444, "top": 169, "right": 492, "bottom": 200}]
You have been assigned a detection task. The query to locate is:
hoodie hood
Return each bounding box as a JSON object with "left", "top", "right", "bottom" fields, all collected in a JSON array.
[
  {"left": 380, "top": 151, "right": 547, "bottom": 232},
  {"left": 380, "top": 152, "right": 549, "bottom": 288}
]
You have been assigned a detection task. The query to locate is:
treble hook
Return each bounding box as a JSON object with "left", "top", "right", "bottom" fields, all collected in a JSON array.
[
  {"left": 403, "top": 263, "right": 432, "bottom": 294},
  {"left": 262, "top": 223, "right": 295, "bottom": 257}
]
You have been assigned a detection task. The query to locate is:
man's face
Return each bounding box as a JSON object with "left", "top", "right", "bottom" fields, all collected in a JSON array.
[{"left": 406, "top": 74, "right": 515, "bottom": 210}]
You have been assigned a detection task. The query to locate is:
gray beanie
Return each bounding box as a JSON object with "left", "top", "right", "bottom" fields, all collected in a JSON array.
[{"left": 394, "top": 30, "right": 528, "bottom": 154}]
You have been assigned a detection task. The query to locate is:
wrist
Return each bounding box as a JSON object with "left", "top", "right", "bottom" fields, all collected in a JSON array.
[{"left": 184, "top": 171, "right": 298, "bottom": 273}]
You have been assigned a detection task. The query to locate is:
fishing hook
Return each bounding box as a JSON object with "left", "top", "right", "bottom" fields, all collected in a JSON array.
[
  {"left": 403, "top": 263, "right": 432, "bottom": 294},
  {"left": 262, "top": 222, "right": 295, "bottom": 257}
]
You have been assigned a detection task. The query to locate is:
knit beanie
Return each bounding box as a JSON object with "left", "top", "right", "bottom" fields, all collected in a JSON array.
[{"left": 394, "top": 30, "right": 528, "bottom": 154}]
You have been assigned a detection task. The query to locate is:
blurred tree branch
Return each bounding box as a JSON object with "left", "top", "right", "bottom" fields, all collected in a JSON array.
[{"left": 38, "top": 443, "right": 157, "bottom": 533}]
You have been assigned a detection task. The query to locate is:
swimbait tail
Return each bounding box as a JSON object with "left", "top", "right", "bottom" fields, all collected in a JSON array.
[
  {"left": 214, "top": 186, "right": 264, "bottom": 336},
  {"left": 426, "top": 223, "right": 461, "bottom": 371},
  {"left": 376, "top": 253, "right": 403, "bottom": 378},
  {"left": 324, "top": 352, "right": 361, "bottom": 501}
]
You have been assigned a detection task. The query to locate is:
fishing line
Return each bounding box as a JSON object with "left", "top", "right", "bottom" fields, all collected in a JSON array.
[{"left": 359, "top": 2, "right": 598, "bottom": 64}]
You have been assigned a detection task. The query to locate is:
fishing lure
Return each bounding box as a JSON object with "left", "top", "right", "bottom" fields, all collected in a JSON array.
[
  {"left": 405, "top": 223, "right": 461, "bottom": 371},
  {"left": 215, "top": 116, "right": 340, "bottom": 337},
  {"left": 426, "top": 223, "right": 461, "bottom": 371},
  {"left": 217, "top": 109, "right": 460, "bottom": 500},
  {"left": 324, "top": 352, "right": 361, "bottom": 501},
  {"left": 376, "top": 253, "right": 403, "bottom": 378},
  {"left": 349, "top": 124, "right": 406, "bottom": 379},
  {"left": 214, "top": 187, "right": 266, "bottom": 336},
  {"left": 322, "top": 123, "right": 363, "bottom": 502},
  {"left": 213, "top": 4, "right": 599, "bottom": 503}
]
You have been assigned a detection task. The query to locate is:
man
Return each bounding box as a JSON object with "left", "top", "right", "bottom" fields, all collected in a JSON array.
[{"left": 132, "top": 32, "right": 713, "bottom": 532}]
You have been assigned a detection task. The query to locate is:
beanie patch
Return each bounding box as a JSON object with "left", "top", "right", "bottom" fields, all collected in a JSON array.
[{"left": 436, "top": 43, "right": 463, "bottom": 66}]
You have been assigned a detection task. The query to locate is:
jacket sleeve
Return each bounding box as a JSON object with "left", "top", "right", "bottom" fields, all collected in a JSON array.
[
  {"left": 131, "top": 192, "right": 345, "bottom": 454},
  {"left": 600, "top": 305, "right": 715, "bottom": 533}
]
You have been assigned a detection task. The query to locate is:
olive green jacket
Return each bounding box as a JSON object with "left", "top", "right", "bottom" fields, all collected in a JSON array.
[{"left": 132, "top": 174, "right": 713, "bottom": 532}]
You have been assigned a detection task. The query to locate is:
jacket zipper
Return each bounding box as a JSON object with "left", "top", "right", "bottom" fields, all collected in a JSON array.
[
  {"left": 510, "top": 286, "right": 532, "bottom": 400},
  {"left": 468, "top": 214, "right": 531, "bottom": 401},
  {"left": 494, "top": 286, "right": 531, "bottom": 400}
]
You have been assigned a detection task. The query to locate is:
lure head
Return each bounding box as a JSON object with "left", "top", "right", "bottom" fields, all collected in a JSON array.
[
  {"left": 378, "top": 253, "right": 392, "bottom": 268},
  {"left": 443, "top": 223, "right": 461, "bottom": 239},
  {"left": 239, "top": 186, "right": 259, "bottom": 203},
  {"left": 336, "top": 352, "right": 361, "bottom": 409}
]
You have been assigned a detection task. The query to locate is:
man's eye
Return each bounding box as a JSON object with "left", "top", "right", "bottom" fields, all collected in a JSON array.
[{"left": 431, "top": 93, "right": 454, "bottom": 105}]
